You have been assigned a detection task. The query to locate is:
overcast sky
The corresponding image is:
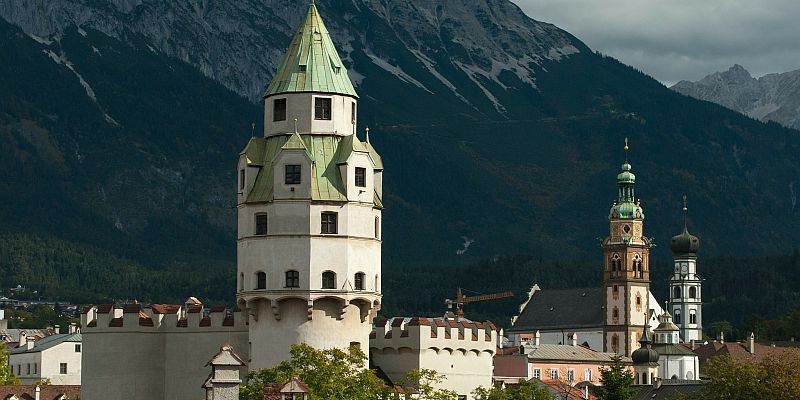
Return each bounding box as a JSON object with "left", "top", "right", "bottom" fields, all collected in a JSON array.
[{"left": 513, "top": 0, "right": 800, "bottom": 86}]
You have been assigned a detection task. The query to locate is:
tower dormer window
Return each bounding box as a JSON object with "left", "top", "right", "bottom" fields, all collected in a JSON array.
[
  {"left": 689, "top": 287, "right": 697, "bottom": 298},
  {"left": 322, "top": 271, "right": 336, "bottom": 289},
  {"left": 285, "top": 270, "right": 299, "bottom": 288},
  {"left": 355, "top": 167, "right": 366, "bottom": 187},
  {"left": 673, "top": 286, "right": 681, "bottom": 299},
  {"left": 315, "top": 97, "right": 332, "bottom": 120},
  {"left": 321, "top": 212, "right": 338, "bottom": 234},
  {"left": 354, "top": 272, "right": 365, "bottom": 290},
  {"left": 255, "top": 214, "right": 268, "bottom": 235},
  {"left": 273, "top": 98, "right": 287, "bottom": 121},
  {"left": 674, "top": 310, "right": 681, "bottom": 324},
  {"left": 255, "top": 272, "right": 267, "bottom": 290},
  {"left": 689, "top": 310, "right": 697, "bottom": 324},
  {"left": 285, "top": 165, "right": 302, "bottom": 185}
]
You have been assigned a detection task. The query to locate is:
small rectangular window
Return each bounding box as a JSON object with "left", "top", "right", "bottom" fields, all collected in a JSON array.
[
  {"left": 533, "top": 368, "right": 541, "bottom": 379},
  {"left": 255, "top": 214, "right": 268, "bottom": 235},
  {"left": 285, "top": 270, "right": 300, "bottom": 288},
  {"left": 299, "top": 65, "right": 307, "bottom": 72},
  {"left": 351, "top": 102, "right": 356, "bottom": 124},
  {"left": 585, "top": 369, "right": 593, "bottom": 381},
  {"left": 321, "top": 212, "right": 338, "bottom": 234},
  {"left": 75, "top": 344, "right": 81, "bottom": 353},
  {"left": 354, "top": 273, "right": 365, "bottom": 290},
  {"left": 60, "top": 363, "right": 68, "bottom": 374},
  {"left": 285, "top": 165, "right": 302, "bottom": 185},
  {"left": 273, "top": 98, "right": 287, "bottom": 121},
  {"left": 550, "top": 369, "right": 558, "bottom": 380},
  {"left": 355, "top": 167, "right": 366, "bottom": 187},
  {"left": 33, "top": 363, "right": 37, "bottom": 375},
  {"left": 27, "top": 363, "right": 30, "bottom": 375},
  {"left": 567, "top": 369, "right": 575, "bottom": 382},
  {"left": 239, "top": 169, "right": 245, "bottom": 190},
  {"left": 315, "top": 97, "right": 332, "bottom": 120}
]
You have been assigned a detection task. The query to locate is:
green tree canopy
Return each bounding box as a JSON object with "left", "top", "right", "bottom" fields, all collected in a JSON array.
[
  {"left": 591, "top": 355, "right": 635, "bottom": 400},
  {"left": 472, "top": 379, "right": 553, "bottom": 400},
  {"left": 703, "top": 352, "right": 800, "bottom": 400},
  {"left": 239, "top": 343, "right": 388, "bottom": 400},
  {"left": 0, "top": 346, "right": 20, "bottom": 385}
]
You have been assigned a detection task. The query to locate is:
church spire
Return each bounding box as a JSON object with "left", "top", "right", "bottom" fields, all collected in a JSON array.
[
  {"left": 264, "top": 2, "right": 357, "bottom": 98},
  {"left": 609, "top": 138, "right": 644, "bottom": 220}
]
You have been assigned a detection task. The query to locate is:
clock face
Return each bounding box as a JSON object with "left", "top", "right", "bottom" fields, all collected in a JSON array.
[{"left": 681, "top": 264, "right": 689, "bottom": 274}]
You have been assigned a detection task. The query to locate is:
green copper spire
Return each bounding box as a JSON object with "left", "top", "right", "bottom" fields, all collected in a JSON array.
[
  {"left": 609, "top": 138, "right": 644, "bottom": 220},
  {"left": 265, "top": 3, "right": 358, "bottom": 98}
]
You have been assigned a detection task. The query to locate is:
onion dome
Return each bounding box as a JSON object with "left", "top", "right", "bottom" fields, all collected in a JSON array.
[
  {"left": 671, "top": 226, "right": 700, "bottom": 256},
  {"left": 617, "top": 163, "right": 636, "bottom": 183},
  {"left": 608, "top": 139, "right": 644, "bottom": 220},
  {"left": 631, "top": 328, "right": 659, "bottom": 364}
]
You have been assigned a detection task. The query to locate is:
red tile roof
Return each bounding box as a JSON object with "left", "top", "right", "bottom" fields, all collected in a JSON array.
[
  {"left": 0, "top": 385, "right": 81, "bottom": 400},
  {"left": 150, "top": 304, "right": 181, "bottom": 314}
]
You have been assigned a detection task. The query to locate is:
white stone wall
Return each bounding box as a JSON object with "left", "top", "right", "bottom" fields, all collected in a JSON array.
[
  {"left": 9, "top": 340, "right": 82, "bottom": 385},
  {"left": 370, "top": 318, "right": 497, "bottom": 400},
  {"left": 80, "top": 305, "right": 248, "bottom": 400},
  {"left": 658, "top": 354, "right": 699, "bottom": 381}
]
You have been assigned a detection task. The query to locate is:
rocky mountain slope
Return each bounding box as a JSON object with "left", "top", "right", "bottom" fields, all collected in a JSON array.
[
  {"left": 0, "top": 0, "right": 799, "bottom": 307},
  {"left": 672, "top": 65, "right": 800, "bottom": 130}
]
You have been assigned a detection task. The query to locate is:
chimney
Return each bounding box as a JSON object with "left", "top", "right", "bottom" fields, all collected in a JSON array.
[
  {"left": 570, "top": 333, "right": 578, "bottom": 347},
  {"left": 54, "top": 325, "right": 61, "bottom": 334},
  {"left": 26, "top": 337, "right": 34, "bottom": 350},
  {"left": 35, "top": 385, "right": 41, "bottom": 400},
  {"left": 534, "top": 330, "right": 541, "bottom": 346},
  {"left": 717, "top": 331, "right": 724, "bottom": 344},
  {"left": 18, "top": 333, "right": 27, "bottom": 348},
  {"left": 69, "top": 323, "right": 78, "bottom": 334},
  {"left": 690, "top": 339, "right": 695, "bottom": 350},
  {"left": 747, "top": 332, "right": 755, "bottom": 354}
]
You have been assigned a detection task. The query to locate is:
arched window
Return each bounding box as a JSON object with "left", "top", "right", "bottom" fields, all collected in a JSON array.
[
  {"left": 689, "top": 287, "right": 697, "bottom": 298},
  {"left": 374, "top": 217, "right": 380, "bottom": 239},
  {"left": 612, "top": 307, "right": 619, "bottom": 323},
  {"left": 674, "top": 310, "right": 681, "bottom": 324},
  {"left": 611, "top": 335, "right": 619, "bottom": 353},
  {"left": 354, "top": 272, "right": 365, "bottom": 290},
  {"left": 322, "top": 271, "right": 336, "bottom": 289},
  {"left": 611, "top": 254, "right": 622, "bottom": 276},
  {"left": 285, "top": 270, "right": 299, "bottom": 288},
  {"left": 673, "top": 286, "right": 681, "bottom": 299},
  {"left": 255, "top": 272, "right": 267, "bottom": 290},
  {"left": 635, "top": 294, "right": 642, "bottom": 312},
  {"left": 633, "top": 254, "right": 643, "bottom": 278},
  {"left": 689, "top": 310, "right": 697, "bottom": 324}
]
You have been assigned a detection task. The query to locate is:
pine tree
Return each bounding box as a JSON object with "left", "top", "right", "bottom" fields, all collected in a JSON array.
[{"left": 592, "top": 355, "right": 635, "bottom": 400}]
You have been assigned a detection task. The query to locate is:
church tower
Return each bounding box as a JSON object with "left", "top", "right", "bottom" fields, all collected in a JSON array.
[
  {"left": 603, "top": 140, "right": 652, "bottom": 356},
  {"left": 236, "top": 3, "right": 383, "bottom": 370},
  {"left": 669, "top": 197, "right": 703, "bottom": 342}
]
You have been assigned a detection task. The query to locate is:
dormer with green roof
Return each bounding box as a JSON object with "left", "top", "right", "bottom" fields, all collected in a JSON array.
[{"left": 236, "top": 2, "right": 383, "bottom": 371}]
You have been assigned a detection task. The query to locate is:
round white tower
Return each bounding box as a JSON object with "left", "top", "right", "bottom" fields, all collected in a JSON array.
[
  {"left": 236, "top": 3, "right": 383, "bottom": 370},
  {"left": 668, "top": 197, "right": 702, "bottom": 343}
]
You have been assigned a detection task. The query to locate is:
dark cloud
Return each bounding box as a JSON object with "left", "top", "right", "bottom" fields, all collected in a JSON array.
[{"left": 514, "top": 0, "right": 800, "bottom": 85}]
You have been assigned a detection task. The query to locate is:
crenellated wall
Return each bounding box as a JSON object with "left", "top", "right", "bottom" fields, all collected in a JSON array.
[
  {"left": 370, "top": 317, "right": 498, "bottom": 400},
  {"left": 80, "top": 303, "right": 248, "bottom": 400}
]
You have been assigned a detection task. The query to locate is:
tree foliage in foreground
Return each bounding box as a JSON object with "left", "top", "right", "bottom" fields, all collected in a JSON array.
[
  {"left": 239, "top": 343, "right": 459, "bottom": 400},
  {"left": 702, "top": 351, "right": 800, "bottom": 400},
  {"left": 0, "top": 346, "right": 20, "bottom": 385},
  {"left": 239, "top": 344, "right": 387, "bottom": 400},
  {"left": 472, "top": 379, "right": 553, "bottom": 400},
  {"left": 591, "top": 355, "right": 635, "bottom": 400}
]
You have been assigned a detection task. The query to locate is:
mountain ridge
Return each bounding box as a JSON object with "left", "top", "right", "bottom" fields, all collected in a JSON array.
[{"left": 672, "top": 64, "right": 800, "bottom": 131}]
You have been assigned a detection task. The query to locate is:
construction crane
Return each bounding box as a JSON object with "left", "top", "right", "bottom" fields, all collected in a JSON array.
[{"left": 445, "top": 287, "right": 514, "bottom": 318}]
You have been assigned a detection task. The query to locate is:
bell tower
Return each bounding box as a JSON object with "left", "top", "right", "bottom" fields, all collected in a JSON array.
[
  {"left": 235, "top": 2, "right": 383, "bottom": 370},
  {"left": 603, "top": 139, "right": 652, "bottom": 356},
  {"left": 669, "top": 196, "right": 703, "bottom": 342}
]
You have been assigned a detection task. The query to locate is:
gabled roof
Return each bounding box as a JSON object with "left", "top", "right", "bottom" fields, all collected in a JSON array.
[
  {"left": 9, "top": 333, "right": 81, "bottom": 354},
  {"left": 245, "top": 133, "right": 383, "bottom": 205},
  {"left": 632, "top": 381, "right": 703, "bottom": 400},
  {"left": 265, "top": 3, "right": 357, "bottom": 98},
  {"left": 206, "top": 343, "right": 247, "bottom": 367},
  {"left": 511, "top": 287, "right": 605, "bottom": 332},
  {"left": 0, "top": 386, "right": 81, "bottom": 400},
  {"left": 523, "top": 343, "right": 625, "bottom": 363}
]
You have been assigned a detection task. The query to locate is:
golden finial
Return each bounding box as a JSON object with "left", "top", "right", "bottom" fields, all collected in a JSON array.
[{"left": 624, "top": 137, "right": 630, "bottom": 163}]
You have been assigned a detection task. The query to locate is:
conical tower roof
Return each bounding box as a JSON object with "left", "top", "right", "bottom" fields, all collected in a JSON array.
[{"left": 265, "top": 3, "right": 358, "bottom": 98}]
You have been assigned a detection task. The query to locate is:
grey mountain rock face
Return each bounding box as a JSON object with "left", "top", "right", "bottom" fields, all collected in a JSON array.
[
  {"left": 672, "top": 65, "right": 800, "bottom": 130},
  {"left": 0, "top": 0, "right": 579, "bottom": 105}
]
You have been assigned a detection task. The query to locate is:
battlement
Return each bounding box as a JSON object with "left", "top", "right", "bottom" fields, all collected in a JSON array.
[
  {"left": 81, "top": 302, "right": 246, "bottom": 332},
  {"left": 370, "top": 317, "right": 498, "bottom": 355}
]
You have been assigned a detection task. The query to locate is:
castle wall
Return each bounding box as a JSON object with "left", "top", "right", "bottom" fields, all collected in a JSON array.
[
  {"left": 370, "top": 317, "right": 497, "bottom": 400},
  {"left": 80, "top": 304, "right": 248, "bottom": 400}
]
